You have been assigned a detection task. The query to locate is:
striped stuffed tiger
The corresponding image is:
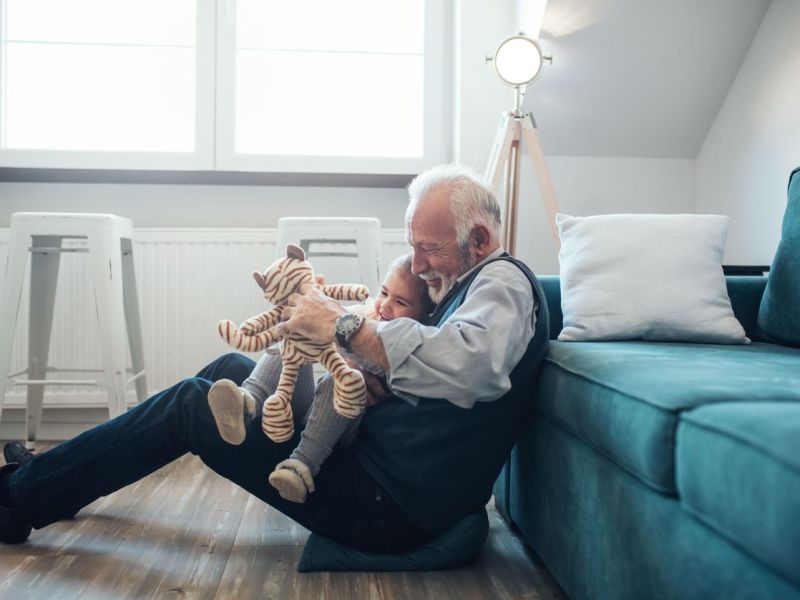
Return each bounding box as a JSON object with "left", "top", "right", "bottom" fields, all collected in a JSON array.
[{"left": 217, "top": 243, "right": 369, "bottom": 443}]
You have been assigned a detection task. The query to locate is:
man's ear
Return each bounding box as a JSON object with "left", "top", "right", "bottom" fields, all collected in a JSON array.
[{"left": 470, "top": 224, "right": 492, "bottom": 252}]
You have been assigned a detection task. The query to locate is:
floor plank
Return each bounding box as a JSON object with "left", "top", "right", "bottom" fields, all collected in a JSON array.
[{"left": 1, "top": 443, "right": 565, "bottom": 599}]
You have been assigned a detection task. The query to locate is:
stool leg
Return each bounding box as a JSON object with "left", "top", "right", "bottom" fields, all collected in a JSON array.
[
  {"left": 121, "top": 238, "right": 147, "bottom": 403},
  {"left": 89, "top": 232, "right": 128, "bottom": 419},
  {"left": 356, "top": 228, "right": 381, "bottom": 295},
  {"left": 26, "top": 236, "right": 63, "bottom": 449},
  {"left": 0, "top": 228, "right": 31, "bottom": 431}
]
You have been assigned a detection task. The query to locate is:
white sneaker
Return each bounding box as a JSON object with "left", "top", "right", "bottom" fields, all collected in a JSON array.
[
  {"left": 208, "top": 379, "right": 255, "bottom": 445},
  {"left": 268, "top": 459, "right": 315, "bottom": 503}
]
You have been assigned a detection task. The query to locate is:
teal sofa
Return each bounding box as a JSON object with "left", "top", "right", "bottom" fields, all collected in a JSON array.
[
  {"left": 494, "top": 167, "right": 800, "bottom": 599},
  {"left": 493, "top": 275, "right": 800, "bottom": 599}
]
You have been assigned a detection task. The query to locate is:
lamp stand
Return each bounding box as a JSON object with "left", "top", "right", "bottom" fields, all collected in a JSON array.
[{"left": 485, "top": 110, "right": 561, "bottom": 256}]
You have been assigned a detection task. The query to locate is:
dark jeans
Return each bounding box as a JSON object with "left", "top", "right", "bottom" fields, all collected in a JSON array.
[{"left": 7, "top": 353, "right": 431, "bottom": 553}]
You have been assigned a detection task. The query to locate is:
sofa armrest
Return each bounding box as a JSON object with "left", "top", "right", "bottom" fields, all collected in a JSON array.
[
  {"left": 537, "top": 275, "right": 766, "bottom": 341},
  {"left": 726, "top": 276, "right": 767, "bottom": 340},
  {"left": 539, "top": 276, "right": 562, "bottom": 340}
]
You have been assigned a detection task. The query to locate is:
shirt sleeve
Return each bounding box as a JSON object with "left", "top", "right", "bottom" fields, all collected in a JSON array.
[{"left": 376, "top": 261, "right": 536, "bottom": 408}]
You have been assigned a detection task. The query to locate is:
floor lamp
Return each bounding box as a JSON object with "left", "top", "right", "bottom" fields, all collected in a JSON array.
[{"left": 485, "top": 35, "right": 561, "bottom": 256}]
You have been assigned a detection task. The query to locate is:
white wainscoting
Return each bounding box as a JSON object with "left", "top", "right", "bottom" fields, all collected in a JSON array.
[{"left": 0, "top": 228, "right": 408, "bottom": 440}]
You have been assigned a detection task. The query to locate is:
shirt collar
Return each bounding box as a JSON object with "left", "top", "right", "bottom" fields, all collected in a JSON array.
[{"left": 454, "top": 247, "right": 506, "bottom": 286}]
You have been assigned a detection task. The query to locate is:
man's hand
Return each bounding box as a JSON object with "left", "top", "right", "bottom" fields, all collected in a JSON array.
[
  {"left": 280, "top": 287, "right": 346, "bottom": 343},
  {"left": 362, "top": 371, "right": 390, "bottom": 406}
]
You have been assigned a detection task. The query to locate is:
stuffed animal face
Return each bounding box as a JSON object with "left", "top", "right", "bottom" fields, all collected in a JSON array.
[{"left": 253, "top": 244, "right": 315, "bottom": 305}]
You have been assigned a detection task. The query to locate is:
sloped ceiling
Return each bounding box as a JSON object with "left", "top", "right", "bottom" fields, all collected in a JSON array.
[{"left": 523, "top": 0, "right": 772, "bottom": 158}]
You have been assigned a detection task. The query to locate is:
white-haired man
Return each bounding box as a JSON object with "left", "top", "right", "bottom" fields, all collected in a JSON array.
[{"left": 1, "top": 165, "right": 549, "bottom": 554}]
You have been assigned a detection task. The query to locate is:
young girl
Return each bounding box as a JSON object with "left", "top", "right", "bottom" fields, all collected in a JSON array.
[{"left": 207, "top": 253, "right": 434, "bottom": 503}]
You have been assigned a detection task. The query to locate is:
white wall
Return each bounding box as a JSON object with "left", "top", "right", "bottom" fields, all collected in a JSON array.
[
  {"left": 0, "top": 182, "right": 410, "bottom": 228},
  {"left": 516, "top": 157, "right": 696, "bottom": 274},
  {"left": 696, "top": 0, "right": 800, "bottom": 265}
]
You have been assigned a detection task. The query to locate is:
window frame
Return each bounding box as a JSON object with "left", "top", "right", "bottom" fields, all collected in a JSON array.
[
  {"left": 0, "top": 0, "right": 216, "bottom": 170},
  {"left": 0, "top": 0, "right": 449, "bottom": 175}
]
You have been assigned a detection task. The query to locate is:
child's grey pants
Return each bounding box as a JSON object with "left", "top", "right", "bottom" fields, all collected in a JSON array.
[{"left": 242, "top": 352, "right": 362, "bottom": 476}]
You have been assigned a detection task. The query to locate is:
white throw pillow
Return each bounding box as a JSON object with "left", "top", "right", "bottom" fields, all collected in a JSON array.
[{"left": 557, "top": 213, "right": 748, "bottom": 343}]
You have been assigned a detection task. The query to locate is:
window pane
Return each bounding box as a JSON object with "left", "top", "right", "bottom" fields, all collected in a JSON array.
[
  {"left": 2, "top": 0, "right": 198, "bottom": 153},
  {"left": 234, "top": 0, "right": 425, "bottom": 160},
  {"left": 237, "top": 0, "right": 423, "bottom": 54},
  {"left": 5, "top": 44, "right": 195, "bottom": 152},
  {"left": 235, "top": 51, "right": 423, "bottom": 157},
  {"left": 6, "top": 0, "right": 196, "bottom": 46}
]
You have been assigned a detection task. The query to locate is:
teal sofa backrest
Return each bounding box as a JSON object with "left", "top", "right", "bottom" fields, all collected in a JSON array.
[{"left": 538, "top": 275, "right": 768, "bottom": 342}]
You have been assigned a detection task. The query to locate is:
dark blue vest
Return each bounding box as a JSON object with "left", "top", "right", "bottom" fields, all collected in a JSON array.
[{"left": 353, "top": 254, "right": 550, "bottom": 534}]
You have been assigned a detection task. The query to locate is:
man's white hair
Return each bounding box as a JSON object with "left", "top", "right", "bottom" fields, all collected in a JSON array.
[{"left": 406, "top": 164, "right": 502, "bottom": 247}]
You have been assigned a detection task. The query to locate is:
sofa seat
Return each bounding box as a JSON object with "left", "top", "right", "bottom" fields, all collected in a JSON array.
[
  {"left": 677, "top": 402, "right": 800, "bottom": 587},
  {"left": 538, "top": 341, "right": 800, "bottom": 494}
]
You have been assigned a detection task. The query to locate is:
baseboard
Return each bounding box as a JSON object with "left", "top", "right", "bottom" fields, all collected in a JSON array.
[{"left": 0, "top": 394, "right": 141, "bottom": 441}]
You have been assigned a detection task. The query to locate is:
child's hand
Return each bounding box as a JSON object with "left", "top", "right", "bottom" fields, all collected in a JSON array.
[{"left": 363, "top": 371, "right": 390, "bottom": 406}]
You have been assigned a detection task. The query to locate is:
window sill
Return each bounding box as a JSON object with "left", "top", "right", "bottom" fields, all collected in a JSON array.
[{"left": 0, "top": 167, "right": 415, "bottom": 188}]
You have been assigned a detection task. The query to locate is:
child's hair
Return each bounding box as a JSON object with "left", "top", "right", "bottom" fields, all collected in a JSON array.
[{"left": 387, "top": 253, "right": 436, "bottom": 316}]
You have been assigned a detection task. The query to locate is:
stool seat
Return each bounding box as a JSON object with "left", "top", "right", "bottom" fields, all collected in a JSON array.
[
  {"left": 277, "top": 217, "right": 382, "bottom": 294},
  {"left": 0, "top": 212, "right": 147, "bottom": 448}
]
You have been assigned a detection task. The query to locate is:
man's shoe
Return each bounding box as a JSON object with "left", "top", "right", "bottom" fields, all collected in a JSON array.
[
  {"left": 0, "top": 464, "right": 31, "bottom": 544},
  {"left": 3, "top": 442, "right": 35, "bottom": 467}
]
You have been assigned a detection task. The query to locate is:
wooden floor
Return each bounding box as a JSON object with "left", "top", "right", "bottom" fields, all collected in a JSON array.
[{"left": 1, "top": 444, "right": 565, "bottom": 599}]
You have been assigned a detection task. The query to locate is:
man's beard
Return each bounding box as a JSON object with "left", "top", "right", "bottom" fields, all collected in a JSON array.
[{"left": 421, "top": 243, "right": 476, "bottom": 304}]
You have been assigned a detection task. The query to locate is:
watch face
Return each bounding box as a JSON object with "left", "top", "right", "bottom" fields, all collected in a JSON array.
[{"left": 337, "top": 313, "right": 362, "bottom": 338}]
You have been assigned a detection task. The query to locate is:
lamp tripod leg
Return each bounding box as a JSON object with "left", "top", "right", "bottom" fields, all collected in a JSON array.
[
  {"left": 505, "top": 137, "right": 523, "bottom": 256},
  {"left": 521, "top": 115, "right": 561, "bottom": 251}
]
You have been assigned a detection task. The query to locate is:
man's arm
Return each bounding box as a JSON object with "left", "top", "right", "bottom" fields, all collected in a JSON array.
[
  {"left": 347, "top": 320, "right": 389, "bottom": 372},
  {"left": 378, "top": 261, "right": 535, "bottom": 408},
  {"left": 279, "top": 287, "right": 389, "bottom": 371}
]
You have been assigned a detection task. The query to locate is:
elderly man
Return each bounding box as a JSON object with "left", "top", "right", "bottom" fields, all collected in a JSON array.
[{"left": 0, "top": 164, "right": 548, "bottom": 552}]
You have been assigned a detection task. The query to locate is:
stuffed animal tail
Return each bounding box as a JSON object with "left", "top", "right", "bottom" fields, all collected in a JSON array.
[{"left": 218, "top": 319, "right": 277, "bottom": 353}]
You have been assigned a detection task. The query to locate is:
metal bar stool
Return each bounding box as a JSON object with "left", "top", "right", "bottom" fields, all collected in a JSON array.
[
  {"left": 0, "top": 212, "right": 147, "bottom": 449},
  {"left": 276, "top": 217, "right": 382, "bottom": 294}
]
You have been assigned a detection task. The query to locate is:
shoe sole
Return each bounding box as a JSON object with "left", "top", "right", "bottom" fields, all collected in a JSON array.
[
  {"left": 208, "top": 380, "right": 247, "bottom": 446},
  {"left": 268, "top": 469, "right": 308, "bottom": 503}
]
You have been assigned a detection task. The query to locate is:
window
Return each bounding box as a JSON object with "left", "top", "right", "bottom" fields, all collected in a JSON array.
[{"left": 0, "top": 0, "right": 447, "bottom": 174}]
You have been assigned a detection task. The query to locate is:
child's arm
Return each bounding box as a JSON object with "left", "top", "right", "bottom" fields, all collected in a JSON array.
[{"left": 320, "top": 284, "right": 369, "bottom": 302}]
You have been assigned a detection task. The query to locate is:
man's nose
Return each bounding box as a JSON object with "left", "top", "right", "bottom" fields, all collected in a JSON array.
[{"left": 411, "top": 250, "right": 426, "bottom": 275}]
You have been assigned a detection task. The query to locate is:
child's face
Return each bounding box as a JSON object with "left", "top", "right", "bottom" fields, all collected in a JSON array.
[{"left": 374, "top": 271, "right": 427, "bottom": 322}]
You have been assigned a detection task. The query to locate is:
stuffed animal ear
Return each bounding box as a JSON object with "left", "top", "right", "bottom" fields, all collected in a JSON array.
[
  {"left": 253, "top": 270, "right": 267, "bottom": 291},
  {"left": 286, "top": 243, "right": 306, "bottom": 261}
]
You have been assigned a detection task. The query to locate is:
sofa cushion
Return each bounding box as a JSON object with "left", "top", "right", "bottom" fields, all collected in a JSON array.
[
  {"left": 676, "top": 403, "right": 800, "bottom": 588},
  {"left": 758, "top": 167, "right": 800, "bottom": 347},
  {"left": 538, "top": 341, "right": 800, "bottom": 493}
]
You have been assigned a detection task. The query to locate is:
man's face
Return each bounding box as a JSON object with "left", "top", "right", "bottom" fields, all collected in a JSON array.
[{"left": 406, "top": 187, "right": 475, "bottom": 304}]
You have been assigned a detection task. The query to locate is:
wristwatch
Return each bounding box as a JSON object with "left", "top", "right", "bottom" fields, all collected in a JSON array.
[{"left": 335, "top": 313, "right": 365, "bottom": 350}]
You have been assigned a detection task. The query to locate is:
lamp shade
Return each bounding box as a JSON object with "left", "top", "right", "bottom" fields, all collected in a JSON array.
[{"left": 493, "top": 35, "right": 543, "bottom": 86}]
